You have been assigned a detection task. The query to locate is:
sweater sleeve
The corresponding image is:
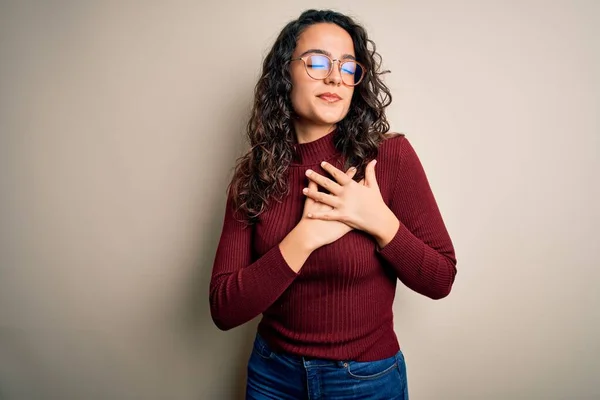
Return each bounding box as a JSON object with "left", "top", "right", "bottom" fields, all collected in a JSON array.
[
  {"left": 378, "top": 138, "right": 457, "bottom": 299},
  {"left": 209, "top": 191, "right": 299, "bottom": 330}
]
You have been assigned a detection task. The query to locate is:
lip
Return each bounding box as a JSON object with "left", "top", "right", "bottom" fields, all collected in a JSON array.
[{"left": 317, "top": 92, "right": 342, "bottom": 102}]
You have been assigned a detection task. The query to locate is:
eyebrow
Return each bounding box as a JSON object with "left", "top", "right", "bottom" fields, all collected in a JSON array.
[{"left": 298, "top": 48, "right": 356, "bottom": 60}]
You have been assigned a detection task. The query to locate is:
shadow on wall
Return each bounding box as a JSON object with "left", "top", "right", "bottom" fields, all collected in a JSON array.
[
  {"left": 177, "top": 99, "right": 259, "bottom": 399},
  {"left": 183, "top": 205, "right": 259, "bottom": 399}
]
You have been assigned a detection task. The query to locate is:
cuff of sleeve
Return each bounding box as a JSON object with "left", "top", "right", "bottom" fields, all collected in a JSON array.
[
  {"left": 377, "top": 222, "right": 425, "bottom": 269},
  {"left": 261, "top": 244, "right": 301, "bottom": 283}
]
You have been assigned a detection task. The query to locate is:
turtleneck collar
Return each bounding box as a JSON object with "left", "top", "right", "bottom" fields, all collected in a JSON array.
[{"left": 291, "top": 129, "right": 339, "bottom": 166}]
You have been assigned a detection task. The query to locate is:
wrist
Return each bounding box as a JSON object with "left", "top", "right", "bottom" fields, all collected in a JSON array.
[
  {"left": 290, "top": 221, "right": 318, "bottom": 253},
  {"left": 279, "top": 223, "right": 315, "bottom": 273},
  {"left": 371, "top": 207, "right": 400, "bottom": 249}
]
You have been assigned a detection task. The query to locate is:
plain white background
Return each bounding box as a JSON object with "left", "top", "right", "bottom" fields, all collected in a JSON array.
[{"left": 1, "top": 1, "right": 598, "bottom": 399}]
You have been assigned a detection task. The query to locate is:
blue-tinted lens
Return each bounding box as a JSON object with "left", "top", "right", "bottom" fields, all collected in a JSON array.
[
  {"left": 341, "top": 61, "right": 363, "bottom": 85},
  {"left": 306, "top": 55, "right": 331, "bottom": 78},
  {"left": 341, "top": 61, "right": 357, "bottom": 74}
]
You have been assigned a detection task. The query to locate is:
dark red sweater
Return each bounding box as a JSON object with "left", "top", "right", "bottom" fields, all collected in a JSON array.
[{"left": 209, "top": 132, "right": 457, "bottom": 361}]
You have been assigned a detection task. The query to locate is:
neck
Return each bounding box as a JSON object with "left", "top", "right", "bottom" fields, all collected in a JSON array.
[{"left": 293, "top": 119, "right": 336, "bottom": 144}]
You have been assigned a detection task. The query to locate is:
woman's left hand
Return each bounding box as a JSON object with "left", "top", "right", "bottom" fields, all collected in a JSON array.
[{"left": 303, "top": 160, "right": 400, "bottom": 247}]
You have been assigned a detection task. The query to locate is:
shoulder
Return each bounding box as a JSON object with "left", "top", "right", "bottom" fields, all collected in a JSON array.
[
  {"left": 383, "top": 132, "right": 406, "bottom": 140},
  {"left": 377, "top": 132, "right": 425, "bottom": 176},
  {"left": 378, "top": 132, "right": 410, "bottom": 159}
]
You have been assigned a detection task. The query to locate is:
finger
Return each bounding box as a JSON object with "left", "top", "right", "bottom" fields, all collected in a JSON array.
[
  {"left": 365, "top": 160, "right": 378, "bottom": 188},
  {"left": 306, "top": 209, "right": 342, "bottom": 221},
  {"left": 346, "top": 166, "right": 357, "bottom": 179},
  {"left": 321, "top": 161, "right": 352, "bottom": 186},
  {"left": 306, "top": 169, "right": 342, "bottom": 195},
  {"left": 305, "top": 180, "right": 318, "bottom": 204},
  {"left": 302, "top": 186, "right": 340, "bottom": 208}
]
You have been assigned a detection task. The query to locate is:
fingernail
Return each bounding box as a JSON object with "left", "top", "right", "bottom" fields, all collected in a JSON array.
[
  {"left": 302, "top": 188, "right": 308, "bottom": 194},
  {"left": 321, "top": 161, "right": 326, "bottom": 167},
  {"left": 306, "top": 169, "right": 313, "bottom": 176},
  {"left": 307, "top": 213, "right": 313, "bottom": 218}
]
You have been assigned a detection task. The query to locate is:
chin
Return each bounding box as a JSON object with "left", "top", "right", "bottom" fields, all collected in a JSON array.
[
  {"left": 315, "top": 108, "right": 349, "bottom": 125},
  {"left": 294, "top": 104, "right": 350, "bottom": 126},
  {"left": 320, "top": 114, "right": 348, "bottom": 125}
]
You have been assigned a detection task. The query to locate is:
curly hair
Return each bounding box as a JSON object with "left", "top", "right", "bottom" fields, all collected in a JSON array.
[{"left": 229, "top": 9, "right": 392, "bottom": 222}]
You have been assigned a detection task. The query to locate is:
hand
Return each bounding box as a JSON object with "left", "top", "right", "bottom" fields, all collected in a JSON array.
[
  {"left": 302, "top": 160, "right": 400, "bottom": 248},
  {"left": 297, "top": 166, "right": 358, "bottom": 251}
]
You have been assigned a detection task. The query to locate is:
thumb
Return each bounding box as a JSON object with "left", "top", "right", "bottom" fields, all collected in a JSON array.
[{"left": 365, "top": 159, "right": 378, "bottom": 188}]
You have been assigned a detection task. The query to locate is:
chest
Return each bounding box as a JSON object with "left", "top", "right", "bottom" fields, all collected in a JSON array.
[{"left": 252, "top": 160, "right": 396, "bottom": 259}]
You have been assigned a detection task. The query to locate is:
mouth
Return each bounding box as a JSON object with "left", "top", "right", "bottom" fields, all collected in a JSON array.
[{"left": 317, "top": 92, "right": 342, "bottom": 103}]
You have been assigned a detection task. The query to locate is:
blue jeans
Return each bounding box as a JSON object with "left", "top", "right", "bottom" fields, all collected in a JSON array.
[{"left": 246, "top": 333, "right": 409, "bottom": 399}]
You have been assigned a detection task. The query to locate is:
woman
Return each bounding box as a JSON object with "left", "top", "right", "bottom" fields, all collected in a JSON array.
[{"left": 209, "top": 9, "right": 457, "bottom": 399}]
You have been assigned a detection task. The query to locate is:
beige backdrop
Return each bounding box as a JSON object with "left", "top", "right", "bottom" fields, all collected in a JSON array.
[{"left": 1, "top": 1, "right": 599, "bottom": 399}]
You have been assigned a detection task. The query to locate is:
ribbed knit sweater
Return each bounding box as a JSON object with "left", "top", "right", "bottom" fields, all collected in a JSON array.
[{"left": 209, "top": 131, "right": 457, "bottom": 361}]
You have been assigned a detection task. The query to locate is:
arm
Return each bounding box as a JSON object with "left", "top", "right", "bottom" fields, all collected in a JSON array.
[
  {"left": 377, "top": 138, "right": 457, "bottom": 299},
  {"left": 301, "top": 142, "right": 457, "bottom": 299},
  {"left": 211, "top": 167, "right": 359, "bottom": 330},
  {"left": 209, "top": 193, "right": 301, "bottom": 331}
]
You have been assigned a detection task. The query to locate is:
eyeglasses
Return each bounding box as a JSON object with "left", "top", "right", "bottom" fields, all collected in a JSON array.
[{"left": 290, "top": 54, "right": 366, "bottom": 86}]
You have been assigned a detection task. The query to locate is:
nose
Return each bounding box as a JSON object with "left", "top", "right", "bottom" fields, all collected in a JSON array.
[{"left": 324, "top": 60, "right": 342, "bottom": 86}]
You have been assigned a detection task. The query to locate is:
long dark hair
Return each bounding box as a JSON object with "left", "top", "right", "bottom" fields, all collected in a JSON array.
[{"left": 230, "top": 9, "right": 392, "bottom": 222}]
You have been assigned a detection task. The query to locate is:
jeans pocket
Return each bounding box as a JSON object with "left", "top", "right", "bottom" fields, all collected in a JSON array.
[
  {"left": 345, "top": 354, "right": 398, "bottom": 380},
  {"left": 252, "top": 333, "right": 275, "bottom": 360},
  {"left": 395, "top": 350, "right": 409, "bottom": 398}
]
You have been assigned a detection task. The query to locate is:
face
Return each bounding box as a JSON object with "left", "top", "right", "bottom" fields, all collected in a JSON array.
[{"left": 289, "top": 23, "right": 357, "bottom": 129}]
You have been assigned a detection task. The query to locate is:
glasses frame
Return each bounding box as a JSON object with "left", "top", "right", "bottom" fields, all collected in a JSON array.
[{"left": 290, "top": 54, "right": 367, "bottom": 86}]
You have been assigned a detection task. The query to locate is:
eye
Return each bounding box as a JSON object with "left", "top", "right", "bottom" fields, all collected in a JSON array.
[
  {"left": 306, "top": 55, "right": 331, "bottom": 70},
  {"left": 341, "top": 61, "right": 357, "bottom": 75}
]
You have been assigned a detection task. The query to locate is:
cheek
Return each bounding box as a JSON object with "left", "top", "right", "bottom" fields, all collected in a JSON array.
[
  {"left": 290, "top": 82, "right": 313, "bottom": 114},
  {"left": 338, "top": 89, "right": 354, "bottom": 116},
  {"left": 290, "top": 86, "right": 303, "bottom": 115},
  {"left": 343, "top": 89, "right": 354, "bottom": 109}
]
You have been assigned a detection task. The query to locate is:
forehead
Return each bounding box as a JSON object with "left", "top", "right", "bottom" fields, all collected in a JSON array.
[{"left": 294, "top": 23, "right": 355, "bottom": 56}]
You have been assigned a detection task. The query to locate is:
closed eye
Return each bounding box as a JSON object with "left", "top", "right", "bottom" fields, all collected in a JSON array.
[{"left": 341, "top": 62, "right": 357, "bottom": 74}]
